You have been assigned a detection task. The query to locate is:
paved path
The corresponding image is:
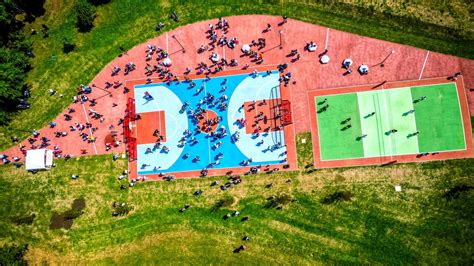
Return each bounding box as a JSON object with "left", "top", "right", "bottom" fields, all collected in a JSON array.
[{"left": 2, "top": 15, "right": 473, "bottom": 162}]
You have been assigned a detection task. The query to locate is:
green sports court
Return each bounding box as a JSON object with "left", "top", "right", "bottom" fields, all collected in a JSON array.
[{"left": 314, "top": 82, "right": 466, "bottom": 161}]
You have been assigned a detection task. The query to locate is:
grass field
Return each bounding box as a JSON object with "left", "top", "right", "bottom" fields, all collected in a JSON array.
[
  {"left": 0, "top": 0, "right": 473, "bottom": 151},
  {"left": 315, "top": 83, "right": 465, "bottom": 161},
  {"left": 0, "top": 133, "right": 473, "bottom": 264}
]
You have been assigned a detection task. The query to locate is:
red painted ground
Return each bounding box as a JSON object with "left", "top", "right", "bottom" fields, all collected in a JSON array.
[
  {"left": 136, "top": 111, "right": 166, "bottom": 144},
  {"left": 198, "top": 110, "right": 219, "bottom": 133},
  {"left": 2, "top": 15, "right": 473, "bottom": 172},
  {"left": 308, "top": 77, "right": 474, "bottom": 168}
]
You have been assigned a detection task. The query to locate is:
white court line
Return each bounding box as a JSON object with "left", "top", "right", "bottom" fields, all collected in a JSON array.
[
  {"left": 306, "top": 75, "right": 450, "bottom": 93},
  {"left": 407, "top": 90, "right": 420, "bottom": 154},
  {"left": 318, "top": 147, "right": 467, "bottom": 162},
  {"left": 203, "top": 82, "right": 212, "bottom": 163},
  {"left": 381, "top": 86, "right": 393, "bottom": 162},
  {"left": 81, "top": 103, "right": 98, "bottom": 155},
  {"left": 166, "top": 32, "right": 169, "bottom": 52},
  {"left": 222, "top": 45, "right": 226, "bottom": 70},
  {"left": 453, "top": 82, "right": 467, "bottom": 150},
  {"left": 419, "top": 51, "right": 430, "bottom": 80},
  {"left": 324, "top": 28, "right": 329, "bottom": 50}
]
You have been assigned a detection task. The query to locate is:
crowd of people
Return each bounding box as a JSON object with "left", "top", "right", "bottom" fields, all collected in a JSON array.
[
  {"left": 130, "top": 16, "right": 297, "bottom": 182},
  {"left": 2, "top": 15, "right": 299, "bottom": 187}
]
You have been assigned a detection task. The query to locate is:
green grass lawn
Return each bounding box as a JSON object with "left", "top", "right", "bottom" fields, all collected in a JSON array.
[
  {"left": 411, "top": 83, "right": 465, "bottom": 152},
  {"left": 0, "top": 0, "right": 473, "bottom": 151},
  {"left": 315, "top": 94, "right": 363, "bottom": 160},
  {"left": 1, "top": 133, "right": 473, "bottom": 264}
]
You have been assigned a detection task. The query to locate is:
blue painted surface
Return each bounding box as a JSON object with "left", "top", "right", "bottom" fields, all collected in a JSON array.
[{"left": 134, "top": 71, "right": 288, "bottom": 175}]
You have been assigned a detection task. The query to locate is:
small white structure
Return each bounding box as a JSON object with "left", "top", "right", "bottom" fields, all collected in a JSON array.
[
  {"left": 343, "top": 58, "right": 353, "bottom": 68},
  {"left": 241, "top": 44, "right": 250, "bottom": 53},
  {"left": 394, "top": 185, "right": 402, "bottom": 192},
  {"left": 320, "top": 55, "right": 330, "bottom": 64},
  {"left": 359, "top": 64, "right": 369, "bottom": 74},
  {"left": 25, "top": 149, "right": 53, "bottom": 171},
  {"left": 307, "top": 42, "right": 317, "bottom": 52},
  {"left": 163, "top": 57, "right": 172, "bottom": 67},
  {"left": 211, "top": 53, "right": 220, "bottom": 63}
]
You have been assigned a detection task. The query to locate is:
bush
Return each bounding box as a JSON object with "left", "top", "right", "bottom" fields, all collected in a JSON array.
[
  {"left": 11, "top": 213, "right": 36, "bottom": 225},
  {"left": 114, "top": 203, "right": 132, "bottom": 216},
  {"left": 443, "top": 185, "right": 473, "bottom": 200},
  {"left": 265, "top": 194, "right": 293, "bottom": 208},
  {"left": 321, "top": 191, "right": 353, "bottom": 204},
  {"left": 62, "top": 37, "right": 76, "bottom": 53},
  {"left": 63, "top": 208, "right": 83, "bottom": 219},
  {"left": 0, "top": 244, "right": 28, "bottom": 265},
  {"left": 75, "top": 0, "right": 96, "bottom": 32}
]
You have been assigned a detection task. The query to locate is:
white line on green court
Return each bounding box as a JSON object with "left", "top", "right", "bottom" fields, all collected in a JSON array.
[
  {"left": 407, "top": 89, "right": 420, "bottom": 153},
  {"left": 357, "top": 87, "right": 419, "bottom": 158},
  {"left": 381, "top": 87, "right": 394, "bottom": 161},
  {"left": 453, "top": 83, "right": 467, "bottom": 150}
]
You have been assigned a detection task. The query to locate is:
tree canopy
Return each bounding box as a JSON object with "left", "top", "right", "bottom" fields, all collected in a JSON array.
[{"left": 0, "top": 1, "right": 42, "bottom": 125}]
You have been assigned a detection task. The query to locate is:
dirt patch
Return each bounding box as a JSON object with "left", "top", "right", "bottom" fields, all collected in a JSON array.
[
  {"left": 72, "top": 198, "right": 86, "bottom": 210},
  {"left": 49, "top": 198, "right": 86, "bottom": 230}
]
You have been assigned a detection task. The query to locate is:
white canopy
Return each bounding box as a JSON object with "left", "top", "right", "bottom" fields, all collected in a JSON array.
[
  {"left": 343, "top": 58, "right": 353, "bottom": 67},
  {"left": 320, "top": 55, "right": 330, "bottom": 64},
  {"left": 241, "top": 44, "right": 250, "bottom": 53},
  {"left": 359, "top": 64, "right": 369, "bottom": 74},
  {"left": 25, "top": 149, "right": 53, "bottom": 171},
  {"left": 211, "top": 53, "right": 220, "bottom": 62},
  {"left": 163, "top": 58, "right": 172, "bottom": 66}
]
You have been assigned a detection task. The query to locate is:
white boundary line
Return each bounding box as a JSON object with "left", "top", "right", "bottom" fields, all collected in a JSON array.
[
  {"left": 222, "top": 44, "right": 226, "bottom": 70},
  {"left": 380, "top": 88, "right": 393, "bottom": 161},
  {"left": 166, "top": 32, "right": 169, "bottom": 52},
  {"left": 81, "top": 103, "right": 98, "bottom": 155},
  {"left": 318, "top": 148, "right": 468, "bottom": 162},
  {"left": 306, "top": 75, "right": 450, "bottom": 92},
  {"left": 310, "top": 83, "right": 457, "bottom": 99},
  {"left": 324, "top": 28, "right": 329, "bottom": 50},
  {"left": 287, "top": 85, "right": 299, "bottom": 168},
  {"left": 313, "top": 96, "right": 324, "bottom": 161},
  {"left": 453, "top": 82, "right": 467, "bottom": 150},
  {"left": 306, "top": 90, "right": 318, "bottom": 165},
  {"left": 419, "top": 51, "right": 430, "bottom": 80},
  {"left": 356, "top": 93, "right": 369, "bottom": 157}
]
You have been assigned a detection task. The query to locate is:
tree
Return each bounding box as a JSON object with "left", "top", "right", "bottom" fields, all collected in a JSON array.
[{"left": 75, "top": 0, "right": 96, "bottom": 32}]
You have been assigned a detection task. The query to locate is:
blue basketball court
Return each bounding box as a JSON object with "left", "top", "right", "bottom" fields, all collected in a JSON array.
[{"left": 131, "top": 70, "right": 292, "bottom": 177}]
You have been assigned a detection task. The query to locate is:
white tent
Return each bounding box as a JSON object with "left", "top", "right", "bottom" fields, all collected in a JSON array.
[
  {"left": 163, "top": 58, "right": 172, "bottom": 66},
  {"left": 320, "top": 55, "right": 330, "bottom": 64},
  {"left": 359, "top": 64, "right": 369, "bottom": 74},
  {"left": 25, "top": 149, "right": 53, "bottom": 171}
]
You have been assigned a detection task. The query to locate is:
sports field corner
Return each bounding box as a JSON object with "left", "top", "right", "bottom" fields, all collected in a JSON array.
[{"left": 308, "top": 76, "right": 474, "bottom": 168}]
